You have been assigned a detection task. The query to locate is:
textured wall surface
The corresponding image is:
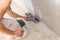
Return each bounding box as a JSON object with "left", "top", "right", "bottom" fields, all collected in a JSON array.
[{"left": 32, "top": 0, "right": 60, "bottom": 36}]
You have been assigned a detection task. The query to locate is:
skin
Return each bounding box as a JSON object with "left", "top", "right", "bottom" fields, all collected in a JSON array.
[
  {"left": 0, "top": 0, "right": 11, "bottom": 20},
  {"left": 0, "top": 0, "right": 27, "bottom": 37},
  {"left": 6, "top": 7, "right": 28, "bottom": 19}
]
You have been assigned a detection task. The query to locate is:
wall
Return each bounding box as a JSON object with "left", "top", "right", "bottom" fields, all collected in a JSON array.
[{"left": 32, "top": 0, "right": 60, "bottom": 35}]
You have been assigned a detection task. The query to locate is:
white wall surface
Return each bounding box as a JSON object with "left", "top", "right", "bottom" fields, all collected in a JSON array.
[{"left": 32, "top": 0, "right": 60, "bottom": 35}]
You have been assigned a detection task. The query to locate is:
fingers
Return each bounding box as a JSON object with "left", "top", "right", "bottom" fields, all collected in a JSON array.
[{"left": 13, "top": 30, "right": 24, "bottom": 37}]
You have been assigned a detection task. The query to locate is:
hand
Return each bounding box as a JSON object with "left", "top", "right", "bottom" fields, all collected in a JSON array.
[{"left": 13, "top": 30, "right": 24, "bottom": 37}]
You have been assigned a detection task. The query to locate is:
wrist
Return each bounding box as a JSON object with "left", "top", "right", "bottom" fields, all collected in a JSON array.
[
  {"left": 6, "top": 30, "right": 15, "bottom": 36},
  {"left": 20, "top": 16, "right": 25, "bottom": 19},
  {"left": 11, "top": 31, "right": 16, "bottom": 37}
]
